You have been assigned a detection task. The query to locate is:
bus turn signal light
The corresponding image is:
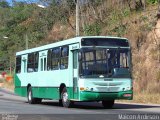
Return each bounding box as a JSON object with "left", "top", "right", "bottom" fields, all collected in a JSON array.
[{"left": 80, "top": 87, "right": 85, "bottom": 91}]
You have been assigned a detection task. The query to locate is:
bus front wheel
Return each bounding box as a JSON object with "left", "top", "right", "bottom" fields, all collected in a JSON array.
[
  {"left": 61, "top": 87, "right": 73, "bottom": 108},
  {"left": 102, "top": 100, "right": 114, "bottom": 109}
]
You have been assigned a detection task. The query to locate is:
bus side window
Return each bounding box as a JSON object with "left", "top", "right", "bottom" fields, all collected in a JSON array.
[
  {"left": 52, "top": 48, "right": 60, "bottom": 70},
  {"left": 47, "top": 49, "right": 52, "bottom": 71},
  {"left": 41, "top": 58, "right": 43, "bottom": 71},
  {"left": 60, "top": 46, "right": 69, "bottom": 69},
  {"left": 44, "top": 58, "right": 47, "bottom": 71},
  {"left": 35, "top": 52, "right": 39, "bottom": 72},
  {"left": 27, "top": 52, "right": 39, "bottom": 73},
  {"left": 16, "top": 56, "right": 21, "bottom": 73}
]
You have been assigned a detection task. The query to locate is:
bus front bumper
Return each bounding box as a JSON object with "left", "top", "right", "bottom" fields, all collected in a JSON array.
[{"left": 79, "top": 90, "right": 133, "bottom": 101}]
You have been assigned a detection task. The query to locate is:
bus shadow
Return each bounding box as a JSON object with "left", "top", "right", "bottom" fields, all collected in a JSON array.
[
  {"left": 40, "top": 101, "right": 103, "bottom": 109},
  {"left": 41, "top": 101, "right": 60, "bottom": 107},
  {"left": 40, "top": 101, "right": 160, "bottom": 110}
]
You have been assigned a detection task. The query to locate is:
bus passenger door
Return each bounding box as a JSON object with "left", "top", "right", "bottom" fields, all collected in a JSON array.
[
  {"left": 39, "top": 51, "right": 47, "bottom": 71},
  {"left": 72, "top": 50, "right": 79, "bottom": 99}
]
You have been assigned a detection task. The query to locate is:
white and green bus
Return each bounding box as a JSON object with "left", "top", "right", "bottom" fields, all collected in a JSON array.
[{"left": 14, "top": 36, "right": 133, "bottom": 108}]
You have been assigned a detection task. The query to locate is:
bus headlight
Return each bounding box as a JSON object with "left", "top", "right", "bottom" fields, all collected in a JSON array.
[
  {"left": 123, "top": 87, "right": 131, "bottom": 91},
  {"left": 126, "top": 86, "right": 131, "bottom": 91}
]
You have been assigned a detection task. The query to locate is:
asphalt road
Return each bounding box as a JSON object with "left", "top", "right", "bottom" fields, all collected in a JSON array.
[{"left": 0, "top": 88, "right": 160, "bottom": 120}]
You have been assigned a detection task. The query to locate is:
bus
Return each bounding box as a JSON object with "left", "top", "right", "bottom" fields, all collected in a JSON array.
[{"left": 14, "top": 36, "right": 133, "bottom": 108}]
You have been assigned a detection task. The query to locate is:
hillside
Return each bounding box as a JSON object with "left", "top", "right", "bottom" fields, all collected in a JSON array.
[{"left": 0, "top": 0, "right": 159, "bottom": 103}]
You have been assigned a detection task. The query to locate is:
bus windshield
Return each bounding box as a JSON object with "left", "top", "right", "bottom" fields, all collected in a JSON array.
[{"left": 79, "top": 48, "right": 131, "bottom": 78}]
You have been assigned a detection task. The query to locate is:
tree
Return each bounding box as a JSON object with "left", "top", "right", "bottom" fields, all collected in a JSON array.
[{"left": 0, "top": 1, "right": 9, "bottom": 8}]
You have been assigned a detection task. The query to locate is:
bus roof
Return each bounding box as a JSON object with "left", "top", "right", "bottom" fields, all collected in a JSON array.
[{"left": 16, "top": 36, "right": 128, "bottom": 56}]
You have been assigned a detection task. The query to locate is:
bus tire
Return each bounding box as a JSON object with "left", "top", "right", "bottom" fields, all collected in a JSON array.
[
  {"left": 27, "top": 86, "right": 36, "bottom": 104},
  {"left": 102, "top": 100, "right": 114, "bottom": 109},
  {"left": 61, "top": 87, "right": 73, "bottom": 108}
]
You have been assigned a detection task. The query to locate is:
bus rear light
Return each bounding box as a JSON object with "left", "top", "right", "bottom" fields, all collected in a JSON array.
[{"left": 123, "top": 94, "right": 132, "bottom": 97}]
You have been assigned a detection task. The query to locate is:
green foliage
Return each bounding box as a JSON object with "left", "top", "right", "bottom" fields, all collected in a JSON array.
[
  {"left": 140, "top": 16, "right": 148, "bottom": 22},
  {"left": 111, "top": 25, "right": 127, "bottom": 37},
  {"left": 0, "top": 78, "right": 4, "bottom": 83},
  {"left": 122, "top": 8, "right": 130, "bottom": 17},
  {"left": 84, "top": 22, "right": 101, "bottom": 36},
  {"left": 0, "top": 0, "right": 75, "bottom": 70},
  {"left": 11, "top": 4, "right": 34, "bottom": 24},
  {"left": 66, "top": 0, "right": 76, "bottom": 12},
  {"left": 156, "top": 71, "right": 160, "bottom": 82},
  {"left": 0, "top": 0, "right": 159, "bottom": 73},
  {"left": 0, "top": 1, "right": 9, "bottom": 8},
  {"left": 89, "top": 0, "right": 102, "bottom": 6},
  {"left": 147, "top": 0, "right": 158, "bottom": 4}
]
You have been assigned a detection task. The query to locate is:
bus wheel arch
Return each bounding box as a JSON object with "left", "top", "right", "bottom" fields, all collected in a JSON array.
[
  {"left": 60, "top": 83, "right": 66, "bottom": 96},
  {"left": 27, "top": 84, "right": 31, "bottom": 91}
]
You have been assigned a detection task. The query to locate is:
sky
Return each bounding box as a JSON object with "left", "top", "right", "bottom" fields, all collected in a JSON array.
[
  {"left": 6, "top": 0, "right": 38, "bottom": 2},
  {"left": 5, "top": 0, "right": 87, "bottom": 6},
  {"left": 6, "top": 0, "right": 38, "bottom": 5}
]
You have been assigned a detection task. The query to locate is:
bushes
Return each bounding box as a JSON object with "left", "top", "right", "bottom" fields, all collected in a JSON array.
[
  {"left": 84, "top": 22, "right": 101, "bottom": 36},
  {"left": 147, "top": 0, "right": 158, "bottom": 4}
]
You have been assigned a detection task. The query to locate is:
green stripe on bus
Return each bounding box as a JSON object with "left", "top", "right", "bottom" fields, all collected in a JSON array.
[
  {"left": 14, "top": 87, "right": 27, "bottom": 97},
  {"left": 32, "top": 87, "right": 76, "bottom": 100},
  {"left": 14, "top": 86, "right": 77, "bottom": 100},
  {"left": 14, "top": 74, "right": 21, "bottom": 86},
  {"left": 80, "top": 90, "right": 133, "bottom": 101}
]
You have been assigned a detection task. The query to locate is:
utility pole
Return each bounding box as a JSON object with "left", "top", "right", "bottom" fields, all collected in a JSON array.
[
  {"left": 9, "top": 57, "right": 11, "bottom": 75},
  {"left": 25, "top": 34, "right": 28, "bottom": 49},
  {"left": 76, "top": 0, "right": 80, "bottom": 36}
]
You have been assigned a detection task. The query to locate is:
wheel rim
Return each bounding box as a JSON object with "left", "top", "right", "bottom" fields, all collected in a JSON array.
[
  {"left": 62, "top": 92, "right": 68, "bottom": 103},
  {"left": 28, "top": 90, "right": 31, "bottom": 101}
]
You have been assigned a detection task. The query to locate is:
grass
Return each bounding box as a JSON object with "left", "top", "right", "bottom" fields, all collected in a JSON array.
[
  {"left": 117, "top": 92, "right": 160, "bottom": 104},
  {"left": 1, "top": 78, "right": 14, "bottom": 91},
  {"left": 4, "top": 81, "right": 14, "bottom": 90}
]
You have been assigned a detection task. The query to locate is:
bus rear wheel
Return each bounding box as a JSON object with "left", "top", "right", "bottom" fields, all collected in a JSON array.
[
  {"left": 61, "top": 87, "right": 73, "bottom": 108},
  {"left": 102, "top": 100, "right": 114, "bottom": 109}
]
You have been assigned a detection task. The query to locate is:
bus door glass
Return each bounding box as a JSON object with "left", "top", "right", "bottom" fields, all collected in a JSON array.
[
  {"left": 40, "top": 52, "right": 47, "bottom": 71},
  {"left": 72, "top": 50, "right": 79, "bottom": 99}
]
